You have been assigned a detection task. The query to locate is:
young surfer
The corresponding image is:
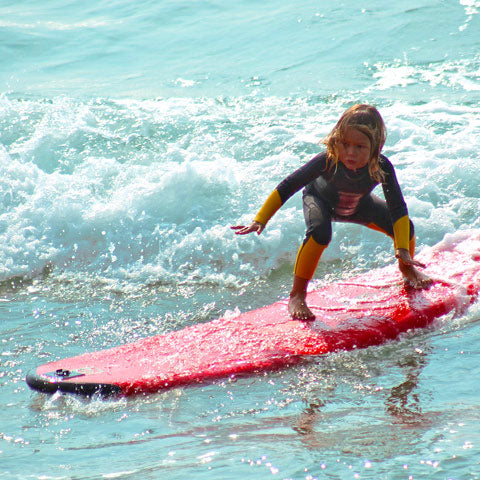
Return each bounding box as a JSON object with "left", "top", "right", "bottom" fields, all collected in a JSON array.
[{"left": 232, "top": 104, "right": 432, "bottom": 320}]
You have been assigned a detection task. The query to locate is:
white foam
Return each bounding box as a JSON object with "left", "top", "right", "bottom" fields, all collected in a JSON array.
[{"left": 0, "top": 96, "right": 478, "bottom": 294}]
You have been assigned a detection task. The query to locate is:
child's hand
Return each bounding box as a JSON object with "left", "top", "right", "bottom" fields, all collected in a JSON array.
[
  {"left": 231, "top": 221, "right": 265, "bottom": 235},
  {"left": 395, "top": 248, "right": 426, "bottom": 269},
  {"left": 396, "top": 248, "right": 433, "bottom": 289}
]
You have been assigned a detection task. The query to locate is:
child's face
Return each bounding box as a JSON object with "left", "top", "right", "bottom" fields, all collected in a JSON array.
[{"left": 337, "top": 127, "right": 371, "bottom": 171}]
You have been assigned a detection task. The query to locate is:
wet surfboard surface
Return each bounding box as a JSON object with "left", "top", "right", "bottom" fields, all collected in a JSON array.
[{"left": 26, "top": 230, "right": 480, "bottom": 397}]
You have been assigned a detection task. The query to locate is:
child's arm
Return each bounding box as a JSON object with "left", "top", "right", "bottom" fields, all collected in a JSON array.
[
  {"left": 231, "top": 189, "right": 281, "bottom": 235},
  {"left": 232, "top": 154, "right": 327, "bottom": 235}
]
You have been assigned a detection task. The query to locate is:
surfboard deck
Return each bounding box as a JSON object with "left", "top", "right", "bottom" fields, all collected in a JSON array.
[{"left": 26, "top": 230, "right": 480, "bottom": 397}]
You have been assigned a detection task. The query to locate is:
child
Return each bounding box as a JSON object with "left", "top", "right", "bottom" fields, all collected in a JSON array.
[{"left": 232, "top": 104, "right": 432, "bottom": 320}]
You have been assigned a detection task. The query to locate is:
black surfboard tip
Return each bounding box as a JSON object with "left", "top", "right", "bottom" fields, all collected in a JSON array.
[{"left": 25, "top": 371, "right": 123, "bottom": 397}]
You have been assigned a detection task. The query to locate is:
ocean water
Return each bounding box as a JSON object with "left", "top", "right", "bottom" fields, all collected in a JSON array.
[{"left": 1, "top": 0, "right": 480, "bottom": 479}]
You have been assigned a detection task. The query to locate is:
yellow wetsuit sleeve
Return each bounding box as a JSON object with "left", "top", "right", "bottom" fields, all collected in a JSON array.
[
  {"left": 393, "top": 215, "right": 410, "bottom": 250},
  {"left": 254, "top": 189, "right": 283, "bottom": 226}
]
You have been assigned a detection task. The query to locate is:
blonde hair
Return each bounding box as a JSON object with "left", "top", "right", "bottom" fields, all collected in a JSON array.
[{"left": 323, "top": 104, "right": 387, "bottom": 183}]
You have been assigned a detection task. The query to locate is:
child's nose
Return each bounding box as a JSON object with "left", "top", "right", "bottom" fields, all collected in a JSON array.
[{"left": 346, "top": 145, "right": 355, "bottom": 155}]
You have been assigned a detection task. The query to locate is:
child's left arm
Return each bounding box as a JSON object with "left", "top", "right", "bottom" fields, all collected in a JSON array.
[{"left": 395, "top": 248, "right": 426, "bottom": 269}]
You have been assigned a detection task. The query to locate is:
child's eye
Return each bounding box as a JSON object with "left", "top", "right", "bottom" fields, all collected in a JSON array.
[
  {"left": 339, "top": 139, "right": 369, "bottom": 151},
  {"left": 341, "top": 141, "right": 367, "bottom": 149}
]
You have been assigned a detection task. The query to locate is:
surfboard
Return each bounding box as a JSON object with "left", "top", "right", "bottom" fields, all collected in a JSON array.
[{"left": 26, "top": 230, "right": 480, "bottom": 397}]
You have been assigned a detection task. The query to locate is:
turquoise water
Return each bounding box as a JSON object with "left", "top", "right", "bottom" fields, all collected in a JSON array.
[{"left": 1, "top": 0, "right": 480, "bottom": 478}]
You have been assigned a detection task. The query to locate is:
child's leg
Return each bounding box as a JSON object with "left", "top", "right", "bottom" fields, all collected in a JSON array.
[
  {"left": 290, "top": 236, "right": 327, "bottom": 320},
  {"left": 289, "top": 194, "right": 332, "bottom": 320},
  {"left": 293, "top": 235, "right": 328, "bottom": 280}
]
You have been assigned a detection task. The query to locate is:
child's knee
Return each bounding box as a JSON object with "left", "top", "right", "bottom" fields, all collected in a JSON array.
[{"left": 310, "top": 228, "right": 332, "bottom": 246}]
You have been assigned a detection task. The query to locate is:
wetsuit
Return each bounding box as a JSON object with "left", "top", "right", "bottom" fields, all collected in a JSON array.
[{"left": 254, "top": 152, "right": 415, "bottom": 280}]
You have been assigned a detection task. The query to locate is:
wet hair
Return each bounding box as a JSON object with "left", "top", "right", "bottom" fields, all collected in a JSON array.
[{"left": 323, "top": 104, "right": 387, "bottom": 182}]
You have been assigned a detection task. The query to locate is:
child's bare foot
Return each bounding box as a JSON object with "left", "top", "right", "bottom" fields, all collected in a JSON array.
[
  {"left": 288, "top": 292, "right": 315, "bottom": 321},
  {"left": 399, "top": 263, "right": 433, "bottom": 289}
]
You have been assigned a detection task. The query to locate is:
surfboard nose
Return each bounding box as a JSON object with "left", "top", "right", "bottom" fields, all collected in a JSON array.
[{"left": 25, "top": 371, "right": 122, "bottom": 397}]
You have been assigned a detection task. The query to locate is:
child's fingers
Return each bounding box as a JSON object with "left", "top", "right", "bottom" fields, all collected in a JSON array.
[
  {"left": 411, "top": 259, "right": 427, "bottom": 269},
  {"left": 231, "top": 225, "right": 254, "bottom": 235},
  {"left": 231, "top": 222, "right": 264, "bottom": 235}
]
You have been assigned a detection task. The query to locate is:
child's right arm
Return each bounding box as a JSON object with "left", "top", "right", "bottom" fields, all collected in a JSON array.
[{"left": 231, "top": 153, "right": 326, "bottom": 235}]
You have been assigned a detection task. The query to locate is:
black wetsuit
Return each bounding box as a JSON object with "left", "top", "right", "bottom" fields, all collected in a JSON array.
[
  {"left": 274, "top": 151, "right": 413, "bottom": 246},
  {"left": 253, "top": 151, "right": 414, "bottom": 279}
]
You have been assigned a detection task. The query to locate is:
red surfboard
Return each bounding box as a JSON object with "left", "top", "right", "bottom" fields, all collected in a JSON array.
[{"left": 26, "top": 230, "right": 480, "bottom": 397}]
